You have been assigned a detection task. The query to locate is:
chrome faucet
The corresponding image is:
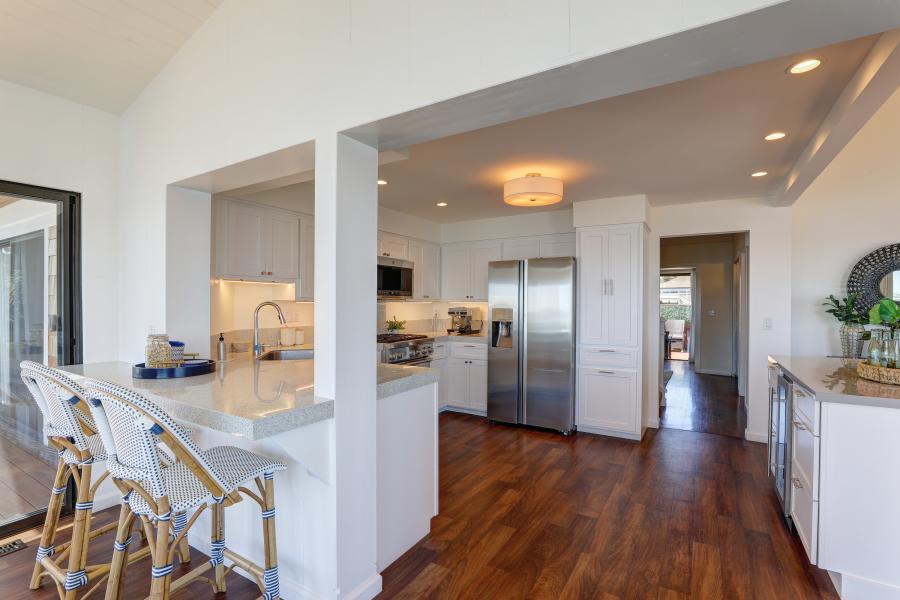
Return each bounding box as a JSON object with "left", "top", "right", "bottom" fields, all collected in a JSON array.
[{"left": 253, "top": 301, "right": 286, "bottom": 358}]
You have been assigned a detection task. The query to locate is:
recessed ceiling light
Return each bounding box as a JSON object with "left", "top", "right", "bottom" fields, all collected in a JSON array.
[
  {"left": 436, "top": 202, "right": 448, "bottom": 207},
  {"left": 377, "top": 179, "right": 388, "bottom": 185},
  {"left": 751, "top": 171, "right": 768, "bottom": 178},
  {"left": 787, "top": 58, "right": 821, "bottom": 74},
  {"left": 764, "top": 132, "right": 787, "bottom": 141}
]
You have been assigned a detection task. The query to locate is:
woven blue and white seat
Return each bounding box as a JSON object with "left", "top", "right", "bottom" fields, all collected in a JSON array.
[
  {"left": 83, "top": 378, "right": 285, "bottom": 600},
  {"left": 19, "top": 361, "right": 193, "bottom": 599}
]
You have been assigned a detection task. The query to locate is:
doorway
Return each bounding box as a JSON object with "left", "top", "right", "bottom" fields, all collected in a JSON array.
[
  {"left": 0, "top": 180, "right": 81, "bottom": 536},
  {"left": 658, "top": 234, "right": 747, "bottom": 438}
]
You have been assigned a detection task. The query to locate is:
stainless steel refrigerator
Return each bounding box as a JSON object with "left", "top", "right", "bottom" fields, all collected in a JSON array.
[{"left": 487, "top": 257, "right": 576, "bottom": 434}]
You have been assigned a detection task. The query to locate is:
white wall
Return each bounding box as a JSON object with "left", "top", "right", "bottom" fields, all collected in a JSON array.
[
  {"left": 651, "top": 197, "right": 792, "bottom": 442},
  {"left": 792, "top": 88, "right": 900, "bottom": 356},
  {"left": 0, "top": 79, "right": 118, "bottom": 362},
  {"left": 661, "top": 236, "right": 736, "bottom": 376},
  {"left": 380, "top": 206, "right": 441, "bottom": 244}
]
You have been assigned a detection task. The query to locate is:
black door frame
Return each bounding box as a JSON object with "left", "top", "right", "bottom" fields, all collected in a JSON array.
[{"left": 0, "top": 179, "right": 82, "bottom": 537}]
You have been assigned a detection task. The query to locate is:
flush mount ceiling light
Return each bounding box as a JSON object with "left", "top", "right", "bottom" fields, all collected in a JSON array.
[
  {"left": 787, "top": 58, "right": 821, "bottom": 74},
  {"left": 764, "top": 131, "right": 787, "bottom": 141},
  {"left": 377, "top": 179, "right": 388, "bottom": 185},
  {"left": 751, "top": 171, "right": 768, "bottom": 178},
  {"left": 436, "top": 202, "right": 448, "bottom": 207},
  {"left": 503, "top": 173, "right": 563, "bottom": 207}
]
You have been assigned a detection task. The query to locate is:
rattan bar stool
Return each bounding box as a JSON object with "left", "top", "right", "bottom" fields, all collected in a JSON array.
[
  {"left": 19, "top": 362, "right": 192, "bottom": 599},
  {"left": 83, "top": 378, "right": 286, "bottom": 600}
]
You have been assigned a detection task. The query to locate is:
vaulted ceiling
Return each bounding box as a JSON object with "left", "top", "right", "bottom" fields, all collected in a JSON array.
[{"left": 0, "top": 0, "right": 221, "bottom": 113}]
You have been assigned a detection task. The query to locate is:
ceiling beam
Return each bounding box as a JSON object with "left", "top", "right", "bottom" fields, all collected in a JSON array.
[{"left": 775, "top": 29, "right": 900, "bottom": 206}]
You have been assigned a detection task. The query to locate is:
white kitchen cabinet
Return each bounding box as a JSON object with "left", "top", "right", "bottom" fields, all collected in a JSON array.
[
  {"left": 467, "top": 360, "right": 487, "bottom": 411},
  {"left": 296, "top": 214, "right": 315, "bottom": 300},
  {"left": 378, "top": 231, "right": 409, "bottom": 260},
  {"left": 216, "top": 198, "right": 300, "bottom": 282},
  {"left": 501, "top": 237, "right": 541, "bottom": 260},
  {"left": 431, "top": 358, "right": 450, "bottom": 408},
  {"left": 408, "top": 239, "right": 440, "bottom": 300},
  {"left": 577, "top": 367, "right": 638, "bottom": 433},
  {"left": 539, "top": 233, "right": 576, "bottom": 258},
  {"left": 444, "top": 356, "right": 487, "bottom": 413},
  {"left": 442, "top": 241, "right": 501, "bottom": 301},
  {"left": 577, "top": 224, "right": 641, "bottom": 347}
]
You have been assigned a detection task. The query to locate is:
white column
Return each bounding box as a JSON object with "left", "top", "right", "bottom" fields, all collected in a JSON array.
[{"left": 314, "top": 132, "right": 381, "bottom": 599}]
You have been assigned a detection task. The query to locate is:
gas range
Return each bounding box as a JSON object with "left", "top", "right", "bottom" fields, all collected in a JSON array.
[{"left": 378, "top": 334, "right": 434, "bottom": 365}]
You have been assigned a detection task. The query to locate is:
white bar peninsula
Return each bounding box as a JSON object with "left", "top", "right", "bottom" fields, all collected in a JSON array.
[
  {"left": 62, "top": 355, "right": 439, "bottom": 599},
  {"left": 768, "top": 356, "right": 900, "bottom": 600}
]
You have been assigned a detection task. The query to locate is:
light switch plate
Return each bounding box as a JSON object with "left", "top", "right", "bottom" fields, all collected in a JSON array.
[{"left": 763, "top": 317, "right": 773, "bottom": 331}]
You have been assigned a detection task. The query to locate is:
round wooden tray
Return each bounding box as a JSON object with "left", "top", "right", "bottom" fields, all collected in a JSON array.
[
  {"left": 857, "top": 360, "right": 900, "bottom": 386},
  {"left": 133, "top": 359, "right": 216, "bottom": 379}
]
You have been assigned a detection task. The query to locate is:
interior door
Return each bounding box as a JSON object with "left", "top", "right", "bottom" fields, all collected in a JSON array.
[{"left": 524, "top": 258, "right": 575, "bottom": 431}]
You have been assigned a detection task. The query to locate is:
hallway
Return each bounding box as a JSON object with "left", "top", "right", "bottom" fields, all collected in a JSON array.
[{"left": 661, "top": 360, "right": 747, "bottom": 439}]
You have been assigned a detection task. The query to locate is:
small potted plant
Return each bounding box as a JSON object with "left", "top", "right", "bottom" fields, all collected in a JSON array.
[
  {"left": 823, "top": 293, "right": 866, "bottom": 358},
  {"left": 385, "top": 315, "right": 406, "bottom": 333}
]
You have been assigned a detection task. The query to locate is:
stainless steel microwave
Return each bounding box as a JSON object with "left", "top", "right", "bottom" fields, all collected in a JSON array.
[{"left": 377, "top": 256, "right": 413, "bottom": 299}]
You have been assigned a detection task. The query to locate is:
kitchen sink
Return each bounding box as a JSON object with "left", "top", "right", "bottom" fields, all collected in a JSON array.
[{"left": 257, "top": 349, "right": 314, "bottom": 361}]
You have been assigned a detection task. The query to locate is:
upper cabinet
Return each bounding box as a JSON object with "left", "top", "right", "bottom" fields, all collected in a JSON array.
[
  {"left": 441, "top": 241, "right": 502, "bottom": 301},
  {"left": 577, "top": 224, "right": 642, "bottom": 347},
  {"left": 408, "top": 239, "right": 440, "bottom": 300},
  {"left": 297, "top": 214, "right": 315, "bottom": 301},
  {"left": 501, "top": 233, "right": 575, "bottom": 260},
  {"left": 216, "top": 198, "right": 299, "bottom": 282},
  {"left": 378, "top": 232, "right": 409, "bottom": 260}
]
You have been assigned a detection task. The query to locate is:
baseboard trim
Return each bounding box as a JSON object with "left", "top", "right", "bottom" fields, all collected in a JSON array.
[
  {"left": 439, "top": 406, "right": 487, "bottom": 417},
  {"left": 577, "top": 424, "right": 641, "bottom": 441},
  {"left": 694, "top": 368, "right": 736, "bottom": 377},
  {"left": 839, "top": 571, "right": 900, "bottom": 599},
  {"left": 342, "top": 572, "right": 383, "bottom": 600},
  {"left": 744, "top": 430, "right": 767, "bottom": 443}
]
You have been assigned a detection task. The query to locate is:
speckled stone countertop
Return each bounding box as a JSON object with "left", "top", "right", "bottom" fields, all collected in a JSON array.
[
  {"left": 61, "top": 353, "right": 438, "bottom": 440},
  {"left": 769, "top": 355, "right": 900, "bottom": 409}
]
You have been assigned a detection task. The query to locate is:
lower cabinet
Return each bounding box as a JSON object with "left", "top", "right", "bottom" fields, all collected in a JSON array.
[
  {"left": 431, "top": 358, "right": 450, "bottom": 409},
  {"left": 442, "top": 357, "right": 487, "bottom": 412},
  {"left": 577, "top": 367, "right": 638, "bottom": 434}
]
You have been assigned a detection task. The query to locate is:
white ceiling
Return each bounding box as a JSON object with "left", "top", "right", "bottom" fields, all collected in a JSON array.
[
  {"left": 0, "top": 0, "right": 221, "bottom": 113},
  {"left": 373, "top": 35, "right": 877, "bottom": 223}
]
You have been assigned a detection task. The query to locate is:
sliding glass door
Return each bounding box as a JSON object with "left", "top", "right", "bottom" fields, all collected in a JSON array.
[{"left": 0, "top": 181, "right": 81, "bottom": 535}]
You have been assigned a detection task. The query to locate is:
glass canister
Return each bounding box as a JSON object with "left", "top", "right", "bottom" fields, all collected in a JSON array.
[
  {"left": 145, "top": 334, "right": 172, "bottom": 368},
  {"left": 869, "top": 330, "right": 884, "bottom": 366}
]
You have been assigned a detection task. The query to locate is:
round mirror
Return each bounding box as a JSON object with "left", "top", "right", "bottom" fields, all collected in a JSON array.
[{"left": 879, "top": 271, "right": 900, "bottom": 301}]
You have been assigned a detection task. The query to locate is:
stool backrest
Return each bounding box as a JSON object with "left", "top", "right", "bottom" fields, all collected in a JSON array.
[
  {"left": 83, "top": 378, "right": 229, "bottom": 501},
  {"left": 19, "top": 361, "right": 95, "bottom": 453}
]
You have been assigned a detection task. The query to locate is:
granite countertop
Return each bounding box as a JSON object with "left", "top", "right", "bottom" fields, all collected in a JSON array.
[
  {"left": 768, "top": 355, "right": 900, "bottom": 409},
  {"left": 61, "top": 352, "right": 438, "bottom": 440}
]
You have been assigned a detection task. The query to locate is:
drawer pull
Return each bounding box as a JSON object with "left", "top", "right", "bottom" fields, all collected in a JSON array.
[
  {"left": 588, "top": 349, "right": 615, "bottom": 353},
  {"left": 463, "top": 344, "right": 478, "bottom": 348},
  {"left": 793, "top": 420, "right": 807, "bottom": 431},
  {"left": 596, "top": 370, "right": 615, "bottom": 375},
  {"left": 791, "top": 477, "right": 803, "bottom": 489}
]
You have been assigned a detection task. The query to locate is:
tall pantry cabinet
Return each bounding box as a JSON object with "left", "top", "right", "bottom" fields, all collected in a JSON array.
[{"left": 576, "top": 223, "right": 647, "bottom": 439}]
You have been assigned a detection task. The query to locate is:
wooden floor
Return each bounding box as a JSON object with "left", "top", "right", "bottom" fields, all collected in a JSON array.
[
  {"left": 0, "top": 505, "right": 261, "bottom": 600},
  {"left": 0, "top": 437, "right": 55, "bottom": 524},
  {"left": 661, "top": 360, "right": 748, "bottom": 439},
  {"left": 378, "top": 413, "right": 837, "bottom": 599}
]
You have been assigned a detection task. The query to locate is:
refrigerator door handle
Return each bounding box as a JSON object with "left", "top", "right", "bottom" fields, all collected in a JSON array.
[{"left": 521, "top": 260, "right": 527, "bottom": 424}]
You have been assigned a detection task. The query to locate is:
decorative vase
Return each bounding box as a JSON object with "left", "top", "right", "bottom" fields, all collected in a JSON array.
[{"left": 839, "top": 323, "right": 865, "bottom": 359}]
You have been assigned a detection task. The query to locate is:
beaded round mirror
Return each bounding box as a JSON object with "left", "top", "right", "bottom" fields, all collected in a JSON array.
[{"left": 847, "top": 243, "right": 900, "bottom": 312}]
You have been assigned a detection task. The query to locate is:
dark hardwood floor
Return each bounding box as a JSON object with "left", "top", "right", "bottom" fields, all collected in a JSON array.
[
  {"left": 0, "top": 505, "right": 260, "bottom": 599},
  {"left": 661, "top": 360, "right": 747, "bottom": 439},
  {"left": 378, "top": 413, "right": 837, "bottom": 599}
]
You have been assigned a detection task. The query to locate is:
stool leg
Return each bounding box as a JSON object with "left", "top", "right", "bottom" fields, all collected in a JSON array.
[
  {"left": 261, "top": 473, "right": 279, "bottom": 600},
  {"left": 210, "top": 503, "right": 226, "bottom": 593},
  {"left": 64, "top": 463, "right": 93, "bottom": 600},
  {"left": 29, "top": 457, "right": 69, "bottom": 589},
  {"left": 149, "top": 504, "right": 173, "bottom": 600},
  {"left": 104, "top": 502, "right": 136, "bottom": 600},
  {"left": 173, "top": 512, "right": 191, "bottom": 564}
]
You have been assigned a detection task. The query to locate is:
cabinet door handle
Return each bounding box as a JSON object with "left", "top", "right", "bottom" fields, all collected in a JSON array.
[
  {"left": 792, "top": 420, "right": 807, "bottom": 431},
  {"left": 596, "top": 370, "right": 615, "bottom": 375},
  {"left": 602, "top": 280, "right": 608, "bottom": 295},
  {"left": 791, "top": 477, "right": 803, "bottom": 489},
  {"left": 609, "top": 279, "right": 614, "bottom": 296},
  {"left": 267, "top": 271, "right": 273, "bottom": 276}
]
